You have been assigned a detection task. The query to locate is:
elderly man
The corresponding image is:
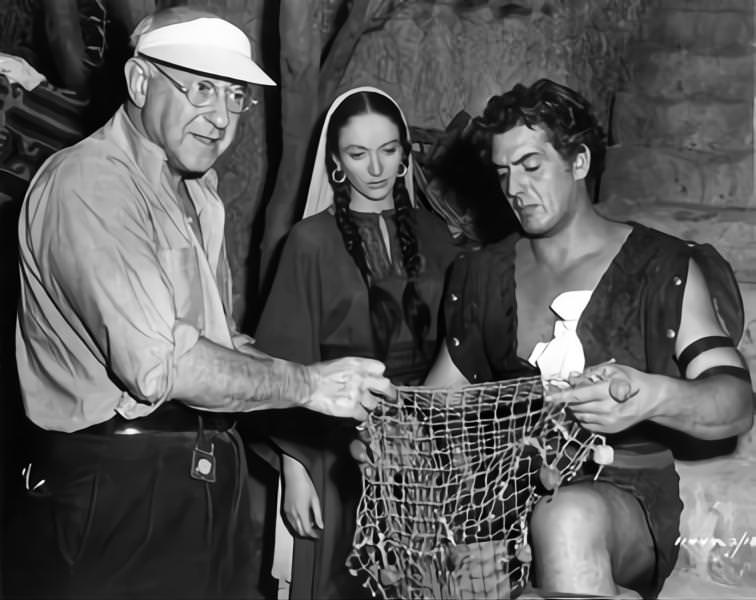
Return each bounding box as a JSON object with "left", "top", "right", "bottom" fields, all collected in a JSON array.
[
  {"left": 6, "top": 7, "right": 389, "bottom": 599},
  {"left": 419, "top": 79, "right": 753, "bottom": 599}
]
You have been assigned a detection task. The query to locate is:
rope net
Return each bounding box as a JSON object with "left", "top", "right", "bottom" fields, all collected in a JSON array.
[{"left": 348, "top": 375, "right": 608, "bottom": 599}]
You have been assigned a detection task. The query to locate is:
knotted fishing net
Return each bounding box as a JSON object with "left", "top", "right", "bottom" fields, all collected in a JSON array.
[{"left": 348, "top": 375, "right": 611, "bottom": 599}]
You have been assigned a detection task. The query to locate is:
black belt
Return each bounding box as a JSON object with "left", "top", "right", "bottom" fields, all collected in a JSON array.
[{"left": 81, "top": 402, "right": 236, "bottom": 435}]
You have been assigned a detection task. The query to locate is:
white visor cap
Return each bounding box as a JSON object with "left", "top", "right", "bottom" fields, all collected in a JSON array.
[{"left": 135, "top": 17, "right": 276, "bottom": 86}]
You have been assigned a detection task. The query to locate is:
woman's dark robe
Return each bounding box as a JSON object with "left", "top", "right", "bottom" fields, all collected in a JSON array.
[{"left": 254, "top": 206, "right": 460, "bottom": 600}]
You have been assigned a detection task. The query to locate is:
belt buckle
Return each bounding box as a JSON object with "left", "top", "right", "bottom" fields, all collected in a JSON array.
[{"left": 114, "top": 425, "right": 143, "bottom": 435}]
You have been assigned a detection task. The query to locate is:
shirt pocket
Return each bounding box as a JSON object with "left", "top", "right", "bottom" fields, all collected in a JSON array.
[{"left": 157, "top": 246, "right": 204, "bottom": 330}]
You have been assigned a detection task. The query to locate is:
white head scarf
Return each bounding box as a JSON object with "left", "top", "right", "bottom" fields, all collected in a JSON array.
[{"left": 301, "top": 85, "right": 416, "bottom": 220}]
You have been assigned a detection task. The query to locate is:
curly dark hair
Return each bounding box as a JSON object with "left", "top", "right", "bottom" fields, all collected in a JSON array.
[
  {"left": 324, "top": 91, "right": 430, "bottom": 362},
  {"left": 470, "top": 79, "right": 607, "bottom": 195}
]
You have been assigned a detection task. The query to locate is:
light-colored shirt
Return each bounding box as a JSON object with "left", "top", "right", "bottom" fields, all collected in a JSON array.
[{"left": 16, "top": 107, "right": 237, "bottom": 432}]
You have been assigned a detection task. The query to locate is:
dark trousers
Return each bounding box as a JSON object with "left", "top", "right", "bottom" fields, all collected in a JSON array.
[{"left": 3, "top": 426, "right": 256, "bottom": 599}]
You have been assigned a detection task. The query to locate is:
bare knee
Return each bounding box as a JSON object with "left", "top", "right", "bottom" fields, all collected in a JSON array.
[
  {"left": 529, "top": 485, "right": 616, "bottom": 595},
  {"left": 531, "top": 486, "right": 611, "bottom": 548}
]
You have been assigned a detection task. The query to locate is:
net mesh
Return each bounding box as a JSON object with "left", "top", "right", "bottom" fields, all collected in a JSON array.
[{"left": 348, "top": 375, "right": 607, "bottom": 600}]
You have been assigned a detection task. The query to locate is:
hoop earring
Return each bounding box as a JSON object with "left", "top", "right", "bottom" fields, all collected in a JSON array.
[
  {"left": 331, "top": 168, "right": 346, "bottom": 184},
  {"left": 397, "top": 163, "right": 408, "bottom": 178}
]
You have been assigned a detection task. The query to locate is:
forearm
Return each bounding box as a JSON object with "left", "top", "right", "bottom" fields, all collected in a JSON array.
[
  {"left": 173, "top": 337, "right": 309, "bottom": 412},
  {"left": 651, "top": 373, "right": 754, "bottom": 439}
]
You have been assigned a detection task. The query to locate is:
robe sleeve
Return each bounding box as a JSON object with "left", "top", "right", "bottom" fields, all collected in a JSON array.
[
  {"left": 255, "top": 223, "right": 322, "bottom": 364},
  {"left": 251, "top": 221, "right": 332, "bottom": 472}
]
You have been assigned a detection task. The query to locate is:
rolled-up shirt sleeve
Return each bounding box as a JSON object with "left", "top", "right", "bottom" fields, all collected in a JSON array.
[{"left": 34, "top": 162, "right": 198, "bottom": 406}]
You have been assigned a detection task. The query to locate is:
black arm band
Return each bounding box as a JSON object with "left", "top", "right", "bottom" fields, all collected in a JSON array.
[
  {"left": 695, "top": 365, "right": 751, "bottom": 383},
  {"left": 676, "top": 335, "right": 734, "bottom": 373}
]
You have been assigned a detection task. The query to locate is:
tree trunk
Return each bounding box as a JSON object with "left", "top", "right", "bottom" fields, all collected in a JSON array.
[
  {"left": 318, "top": 0, "right": 371, "bottom": 108},
  {"left": 319, "top": 0, "right": 397, "bottom": 106},
  {"left": 257, "top": 0, "right": 321, "bottom": 295},
  {"left": 258, "top": 0, "right": 400, "bottom": 294},
  {"left": 42, "top": 0, "right": 89, "bottom": 92}
]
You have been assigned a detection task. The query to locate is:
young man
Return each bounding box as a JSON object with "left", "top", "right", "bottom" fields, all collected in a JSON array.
[
  {"left": 422, "top": 79, "right": 753, "bottom": 598},
  {"left": 7, "top": 7, "right": 390, "bottom": 598}
]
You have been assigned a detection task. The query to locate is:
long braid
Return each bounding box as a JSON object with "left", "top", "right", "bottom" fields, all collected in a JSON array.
[
  {"left": 331, "top": 176, "right": 402, "bottom": 361},
  {"left": 393, "top": 172, "right": 431, "bottom": 356},
  {"left": 331, "top": 178, "right": 371, "bottom": 282},
  {"left": 325, "top": 89, "right": 432, "bottom": 361}
]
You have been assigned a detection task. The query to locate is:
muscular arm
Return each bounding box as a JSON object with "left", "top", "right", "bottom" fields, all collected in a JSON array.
[
  {"left": 649, "top": 372, "right": 752, "bottom": 439},
  {"left": 647, "top": 259, "right": 753, "bottom": 438},
  {"left": 555, "top": 259, "right": 753, "bottom": 439}
]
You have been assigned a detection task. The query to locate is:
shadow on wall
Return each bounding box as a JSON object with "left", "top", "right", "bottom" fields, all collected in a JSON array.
[{"left": 412, "top": 111, "right": 520, "bottom": 246}]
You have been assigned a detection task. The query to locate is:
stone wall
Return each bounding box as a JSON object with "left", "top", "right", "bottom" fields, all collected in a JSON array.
[
  {"left": 599, "top": 0, "right": 755, "bottom": 381},
  {"left": 598, "top": 2, "right": 756, "bottom": 596},
  {"left": 337, "top": 0, "right": 649, "bottom": 132}
]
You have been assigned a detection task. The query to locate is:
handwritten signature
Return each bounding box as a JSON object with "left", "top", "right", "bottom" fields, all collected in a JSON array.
[{"left": 675, "top": 533, "right": 755, "bottom": 559}]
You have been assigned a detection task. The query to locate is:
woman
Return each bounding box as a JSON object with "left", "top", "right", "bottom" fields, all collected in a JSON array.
[{"left": 254, "top": 87, "right": 461, "bottom": 599}]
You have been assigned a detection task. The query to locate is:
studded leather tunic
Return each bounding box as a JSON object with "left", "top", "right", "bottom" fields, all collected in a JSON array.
[{"left": 443, "top": 222, "right": 745, "bottom": 459}]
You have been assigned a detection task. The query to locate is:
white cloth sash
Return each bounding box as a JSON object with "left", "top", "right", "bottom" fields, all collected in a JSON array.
[{"left": 528, "top": 290, "right": 593, "bottom": 380}]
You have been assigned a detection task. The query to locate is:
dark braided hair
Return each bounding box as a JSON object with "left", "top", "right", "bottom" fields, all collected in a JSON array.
[
  {"left": 469, "top": 79, "right": 607, "bottom": 198},
  {"left": 325, "top": 91, "right": 430, "bottom": 361}
]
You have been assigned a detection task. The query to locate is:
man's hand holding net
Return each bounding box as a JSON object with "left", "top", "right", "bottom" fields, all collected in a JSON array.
[{"left": 347, "top": 375, "right": 610, "bottom": 599}]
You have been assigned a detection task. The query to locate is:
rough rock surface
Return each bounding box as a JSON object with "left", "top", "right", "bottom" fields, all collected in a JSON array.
[{"left": 600, "top": 1, "right": 756, "bottom": 596}]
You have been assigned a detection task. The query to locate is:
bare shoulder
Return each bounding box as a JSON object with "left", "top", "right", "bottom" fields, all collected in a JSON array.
[
  {"left": 605, "top": 219, "right": 633, "bottom": 243},
  {"left": 591, "top": 217, "right": 633, "bottom": 256}
]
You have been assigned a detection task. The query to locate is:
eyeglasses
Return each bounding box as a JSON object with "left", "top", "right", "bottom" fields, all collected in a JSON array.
[{"left": 145, "top": 58, "right": 258, "bottom": 114}]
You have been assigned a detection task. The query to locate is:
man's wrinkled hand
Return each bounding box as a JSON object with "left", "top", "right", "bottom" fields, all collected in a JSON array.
[
  {"left": 545, "top": 362, "right": 657, "bottom": 434},
  {"left": 303, "top": 357, "right": 394, "bottom": 420}
]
